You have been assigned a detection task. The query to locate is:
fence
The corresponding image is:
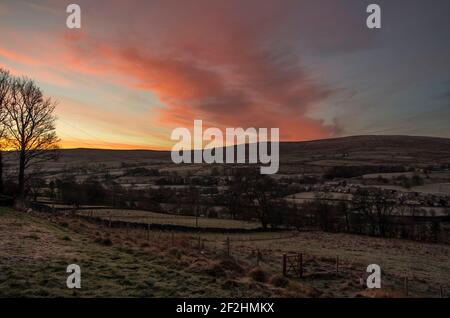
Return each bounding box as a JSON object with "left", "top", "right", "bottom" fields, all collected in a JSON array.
[{"left": 283, "top": 253, "right": 303, "bottom": 278}]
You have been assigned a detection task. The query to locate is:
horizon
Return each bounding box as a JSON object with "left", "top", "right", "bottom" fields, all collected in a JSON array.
[
  {"left": 2, "top": 133, "right": 449, "bottom": 152},
  {"left": 56, "top": 134, "right": 450, "bottom": 151},
  {"left": 1, "top": 0, "right": 449, "bottom": 150}
]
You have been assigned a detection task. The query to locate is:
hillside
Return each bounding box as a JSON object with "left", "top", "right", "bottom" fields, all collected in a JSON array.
[
  {"left": 5, "top": 135, "right": 449, "bottom": 166},
  {"left": 279, "top": 135, "right": 450, "bottom": 166}
]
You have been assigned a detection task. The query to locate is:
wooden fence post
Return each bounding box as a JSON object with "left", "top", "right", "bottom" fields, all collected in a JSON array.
[
  {"left": 299, "top": 253, "right": 303, "bottom": 278},
  {"left": 282, "top": 254, "right": 287, "bottom": 276},
  {"left": 404, "top": 277, "right": 409, "bottom": 297}
]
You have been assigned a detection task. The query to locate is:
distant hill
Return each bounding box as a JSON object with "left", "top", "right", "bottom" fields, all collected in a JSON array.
[
  {"left": 278, "top": 135, "right": 450, "bottom": 166},
  {"left": 4, "top": 135, "right": 450, "bottom": 168}
]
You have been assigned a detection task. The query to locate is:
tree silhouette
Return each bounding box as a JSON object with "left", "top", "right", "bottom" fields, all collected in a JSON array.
[
  {"left": 0, "top": 68, "right": 12, "bottom": 194},
  {"left": 3, "top": 76, "right": 59, "bottom": 196}
]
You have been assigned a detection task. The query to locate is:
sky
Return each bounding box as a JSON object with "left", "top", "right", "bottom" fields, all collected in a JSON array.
[{"left": 0, "top": 0, "right": 449, "bottom": 150}]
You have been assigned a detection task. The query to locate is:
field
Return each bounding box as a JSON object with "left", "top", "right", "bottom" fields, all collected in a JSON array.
[
  {"left": 78, "top": 209, "right": 261, "bottom": 230},
  {"left": 0, "top": 208, "right": 278, "bottom": 297},
  {"left": 285, "top": 192, "right": 352, "bottom": 203},
  {"left": 1, "top": 208, "right": 449, "bottom": 298}
]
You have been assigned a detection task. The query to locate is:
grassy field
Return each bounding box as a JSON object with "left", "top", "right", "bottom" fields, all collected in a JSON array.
[
  {"left": 78, "top": 209, "right": 261, "bottom": 230},
  {"left": 203, "top": 231, "right": 450, "bottom": 297},
  {"left": 1, "top": 207, "right": 449, "bottom": 298},
  {"left": 0, "top": 208, "right": 285, "bottom": 297}
]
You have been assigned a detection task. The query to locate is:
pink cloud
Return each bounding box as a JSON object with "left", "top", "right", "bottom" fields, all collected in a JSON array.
[{"left": 2, "top": 0, "right": 353, "bottom": 142}]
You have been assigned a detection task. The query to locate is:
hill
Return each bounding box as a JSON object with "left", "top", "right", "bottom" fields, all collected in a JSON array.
[{"left": 57, "top": 135, "right": 450, "bottom": 166}]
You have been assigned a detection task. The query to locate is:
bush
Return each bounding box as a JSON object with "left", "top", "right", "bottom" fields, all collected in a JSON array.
[
  {"left": 95, "top": 237, "right": 113, "bottom": 246},
  {"left": 248, "top": 267, "right": 270, "bottom": 283},
  {"left": 270, "top": 274, "right": 289, "bottom": 287}
]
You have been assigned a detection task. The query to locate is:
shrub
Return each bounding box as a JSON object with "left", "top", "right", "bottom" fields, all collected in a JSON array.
[
  {"left": 95, "top": 237, "right": 113, "bottom": 246},
  {"left": 270, "top": 274, "right": 289, "bottom": 287},
  {"left": 248, "top": 267, "right": 270, "bottom": 283}
]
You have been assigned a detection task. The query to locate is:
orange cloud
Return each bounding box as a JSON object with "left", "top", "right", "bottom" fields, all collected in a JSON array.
[
  {"left": 59, "top": 38, "right": 336, "bottom": 141},
  {"left": 0, "top": 47, "right": 41, "bottom": 66},
  {"left": 1, "top": 0, "right": 342, "bottom": 146}
]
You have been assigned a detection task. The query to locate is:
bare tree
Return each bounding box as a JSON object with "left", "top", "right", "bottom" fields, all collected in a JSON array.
[
  {"left": 352, "top": 188, "right": 396, "bottom": 237},
  {"left": 352, "top": 189, "right": 377, "bottom": 235},
  {"left": 372, "top": 189, "right": 396, "bottom": 237},
  {"left": 224, "top": 173, "right": 248, "bottom": 219},
  {"left": 3, "top": 76, "right": 59, "bottom": 196},
  {"left": 0, "top": 68, "right": 12, "bottom": 194},
  {"left": 245, "top": 172, "right": 276, "bottom": 229}
]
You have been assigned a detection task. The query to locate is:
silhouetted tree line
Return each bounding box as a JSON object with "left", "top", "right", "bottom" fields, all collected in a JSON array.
[
  {"left": 283, "top": 189, "right": 446, "bottom": 243},
  {"left": 125, "top": 167, "right": 160, "bottom": 177},
  {"left": 324, "top": 165, "right": 410, "bottom": 179},
  {"left": 218, "top": 170, "right": 447, "bottom": 242}
]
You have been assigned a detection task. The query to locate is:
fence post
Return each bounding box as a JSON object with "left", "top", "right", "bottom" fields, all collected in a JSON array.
[
  {"left": 299, "top": 253, "right": 303, "bottom": 278},
  {"left": 404, "top": 277, "right": 409, "bottom": 297},
  {"left": 256, "top": 249, "right": 261, "bottom": 266},
  {"left": 282, "top": 254, "right": 287, "bottom": 276}
]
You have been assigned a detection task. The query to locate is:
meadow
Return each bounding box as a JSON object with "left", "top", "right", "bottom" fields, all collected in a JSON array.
[{"left": 1, "top": 207, "right": 448, "bottom": 298}]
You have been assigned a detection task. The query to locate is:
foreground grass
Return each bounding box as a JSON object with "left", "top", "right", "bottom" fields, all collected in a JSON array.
[
  {"left": 0, "top": 208, "right": 285, "bottom": 297},
  {"left": 2, "top": 207, "right": 447, "bottom": 298}
]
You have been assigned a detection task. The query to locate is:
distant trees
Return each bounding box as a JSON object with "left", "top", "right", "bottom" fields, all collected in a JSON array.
[
  {"left": 0, "top": 69, "right": 59, "bottom": 197},
  {"left": 28, "top": 177, "right": 46, "bottom": 202},
  {"left": 223, "top": 172, "right": 250, "bottom": 219},
  {"left": 396, "top": 175, "right": 424, "bottom": 189},
  {"left": 55, "top": 176, "right": 110, "bottom": 206},
  {"left": 224, "top": 169, "right": 281, "bottom": 229},
  {"left": 324, "top": 165, "right": 408, "bottom": 180},
  {"left": 247, "top": 174, "right": 277, "bottom": 229},
  {"left": 352, "top": 188, "right": 396, "bottom": 236}
]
